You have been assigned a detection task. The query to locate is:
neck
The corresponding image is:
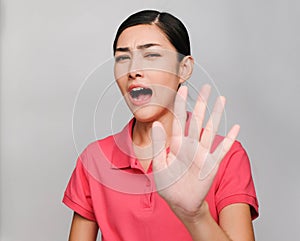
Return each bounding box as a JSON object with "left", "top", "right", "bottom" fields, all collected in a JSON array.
[
  {"left": 132, "top": 111, "right": 174, "bottom": 163},
  {"left": 133, "top": 111, "right": 174, "bottom": 146}
]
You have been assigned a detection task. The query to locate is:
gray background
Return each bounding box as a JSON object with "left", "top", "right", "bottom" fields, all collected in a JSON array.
[{"left": 1, "top": 0, "right": 299, "bottom": 240}]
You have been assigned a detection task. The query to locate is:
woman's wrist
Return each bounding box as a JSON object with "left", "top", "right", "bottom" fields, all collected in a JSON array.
[
  {"left": 176, "top": 202, "right": 232, "bottom": 241},
  {"left": 171, "top": 201, "right": 210, "bottom": 226}
]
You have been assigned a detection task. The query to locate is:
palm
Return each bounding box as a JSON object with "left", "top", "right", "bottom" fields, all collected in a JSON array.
[{"left": 151, "top": 85, "right": 240, "bottom": 216}]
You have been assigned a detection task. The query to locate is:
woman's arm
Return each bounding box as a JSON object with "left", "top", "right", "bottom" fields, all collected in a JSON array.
[
  {"left": 181, "top": 202, "right": 255, "bottom": 241},
  {"left": 151, "top": 85, "right": 256, "bottom": 240},
  {"left": 68, "top": 212, "right": 99, "bottom": 241},
  {"left": 219, "top": 203, "right": 255, "bottom": 240}
]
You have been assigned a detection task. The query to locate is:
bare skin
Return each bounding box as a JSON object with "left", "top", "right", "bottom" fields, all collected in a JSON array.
[
  {"left": 151, "top": 85, "right": 254, "bottom": 240},
  {"left": 68, "top": 213, "right": 98, "bottom": 241}
]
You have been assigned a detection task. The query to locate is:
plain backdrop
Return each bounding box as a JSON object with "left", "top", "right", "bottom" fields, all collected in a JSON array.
[{"left": 1, "top": 0, "right": 300, "bottom": 240}]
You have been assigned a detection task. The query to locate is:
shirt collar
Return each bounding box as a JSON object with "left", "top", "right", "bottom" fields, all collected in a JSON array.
[
  {"left": 110, "top": 118, "right": 136, "bottom": 169},
  {"left": 110, "top": 112, "right": 192, "bottom": 169}
]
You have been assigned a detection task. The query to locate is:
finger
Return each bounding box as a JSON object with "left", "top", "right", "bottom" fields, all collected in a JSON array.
[
  {"left": 151, "top": 121, "right": 167, "bottom": 172},
  {"left": 188, "top": 84, "right": 211, "bottom": 140},
  {"left": 199, "top": 125, "right": 240, "bottom": 180},
  {"left": 172, "top": 86, "right": 188, "bottom": 138},
  {"left": 211, "top": 124, "right": 240, "bottom": 164},
  {"left": 200, "top": 96, "right": 226, "bottom": 151}
]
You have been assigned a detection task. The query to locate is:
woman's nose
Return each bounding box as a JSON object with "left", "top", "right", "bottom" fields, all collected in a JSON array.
[{"left": 128, "top": 55, "right": 144, "bottom": 79}]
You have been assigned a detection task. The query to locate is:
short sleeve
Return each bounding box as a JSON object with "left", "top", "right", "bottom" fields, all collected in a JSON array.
[
  {"left": 62, "top": 151, "right": 96, "bottom": 221},
  {"left": 215, "top": 142, "right": 259, "bottom": 220}
]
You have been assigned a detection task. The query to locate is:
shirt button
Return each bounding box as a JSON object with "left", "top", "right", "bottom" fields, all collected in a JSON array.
[{"left": 146, "top": 180, "right": 151, "bottom": 187}]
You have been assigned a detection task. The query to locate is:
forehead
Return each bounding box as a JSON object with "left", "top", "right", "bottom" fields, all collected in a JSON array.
[{"left": 116, "top": 24, "right": 176, "bottom": 51}]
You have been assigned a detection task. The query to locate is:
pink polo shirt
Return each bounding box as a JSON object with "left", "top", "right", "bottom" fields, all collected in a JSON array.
[{"left": 63, "top": 117, "right": 259, "bottom": 241}]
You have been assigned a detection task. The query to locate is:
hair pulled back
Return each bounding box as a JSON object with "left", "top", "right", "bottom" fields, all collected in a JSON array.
[{"left": 113, "top": 10, "right": 191, "bottom": 61}]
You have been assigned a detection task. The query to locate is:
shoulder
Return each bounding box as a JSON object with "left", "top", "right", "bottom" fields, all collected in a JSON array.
[
  {"left": 86, "top": 135, "right": 116, "bottom": 153},
  {"left": 210, "top": 135, "right": 255, "bottom": 198},
  {"left": 214, "top": 133, "right": 246, "bottom": 156},
  {"left": 213, "top": 135, "right": 250, "bottom": 178},
  {"left": 78, "top": 135, "right": 117, "bottom": 166},
  {"left": 210, "top": 136, "right": 259, "bottom": 219},
  {"left": 82, "top": 117, "right": 134, "bottom": 158},
  {"left": 77, "top": 118, "right": 134, "bottom": 169}
]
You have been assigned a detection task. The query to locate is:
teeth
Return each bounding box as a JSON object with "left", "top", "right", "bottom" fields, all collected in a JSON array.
[
  {"left": 129, "top": 87, "right": 152, "bottom": 99},
  {"left": 132, "top": 87, "right": 144, "bottom": 91}
]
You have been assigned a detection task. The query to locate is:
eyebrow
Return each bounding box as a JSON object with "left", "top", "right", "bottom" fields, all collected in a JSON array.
[{"left": 115, "top": 43, "right": 162, "bottom": 52}]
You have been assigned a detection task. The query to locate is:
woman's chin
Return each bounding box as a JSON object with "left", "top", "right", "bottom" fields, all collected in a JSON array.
[{"left": 132, "top": 105, "right": 169, "bottom": 123}]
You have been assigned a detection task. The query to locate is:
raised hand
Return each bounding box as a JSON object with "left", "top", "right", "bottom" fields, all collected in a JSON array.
[{"left": 151, "top": 84, "right": 240, "bottom": 221}]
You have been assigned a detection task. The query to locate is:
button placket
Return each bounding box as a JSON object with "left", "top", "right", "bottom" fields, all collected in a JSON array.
[{"left": 141, "top": 176, "right": 153, "bottom": 209}]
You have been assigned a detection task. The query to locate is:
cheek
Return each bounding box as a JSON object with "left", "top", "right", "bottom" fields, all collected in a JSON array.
[
  {"left": 115, "top": 77, "right": 127, "bottom": 96},
  {"left": 151, "top": 71, "right": 180, "bottom": 88},
  {"left": 114, "top": 63, "right": 130, "bottom": 80},
  {"left": 147, "top": 59, "right": 179, "bottom": 77},
  {"left": 114, "top": 65, "right": 128, "bottom": 93},
  {"left": 152, "top": 85, "right": 177, "bottom": 109},
  {"left": 151, "top": 74, "right": 179, "bottom": 104}
]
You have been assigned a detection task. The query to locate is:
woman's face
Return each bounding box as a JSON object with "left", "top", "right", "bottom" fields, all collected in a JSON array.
[{"left": 114, "top": 24, "right": 184, "bottom": 123}]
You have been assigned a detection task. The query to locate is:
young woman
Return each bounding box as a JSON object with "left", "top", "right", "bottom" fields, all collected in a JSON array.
[{"left": 63, "top": 10, "right": 259, "bottom": 241}]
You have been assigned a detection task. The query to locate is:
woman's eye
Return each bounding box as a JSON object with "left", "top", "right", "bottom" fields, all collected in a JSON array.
[
  {"left": 145, "top": 53, "right": 161, "bottom": 58},
  {"left": 115, "top": 55, "right": 130, "bottom": 62}
]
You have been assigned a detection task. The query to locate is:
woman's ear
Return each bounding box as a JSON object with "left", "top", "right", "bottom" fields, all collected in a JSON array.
[{"left": 178, "top": 55, "right": 194, "bottom": 84}]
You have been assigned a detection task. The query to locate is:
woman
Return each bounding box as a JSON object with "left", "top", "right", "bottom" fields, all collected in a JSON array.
[{"left": 63, "top": 10, "right": 259, "bottom": 241}]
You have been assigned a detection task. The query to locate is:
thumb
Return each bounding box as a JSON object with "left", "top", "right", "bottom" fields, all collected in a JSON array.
[{"left": 151, "top": 121, "right": 167, "bottom": 172}]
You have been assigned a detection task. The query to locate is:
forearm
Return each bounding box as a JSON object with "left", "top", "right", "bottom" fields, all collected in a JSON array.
[
  {"left": 68, "top": 212, "right": 99, "bottom": 241},
  {"left": 179, "top": 202, "right": 232, "bottom": 241}
]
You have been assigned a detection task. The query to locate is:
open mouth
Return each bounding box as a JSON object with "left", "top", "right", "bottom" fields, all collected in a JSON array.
[
  {"left": 128, "top": 87, "right": 153, "bottom": 105},
  {"left": 130, "top": 87, "right": 152, "bottom": 99}
]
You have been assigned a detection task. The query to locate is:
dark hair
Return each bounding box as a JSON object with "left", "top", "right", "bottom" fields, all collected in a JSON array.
[{"left": 113, "top": 10, "right": 191, "bottom": 61}]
